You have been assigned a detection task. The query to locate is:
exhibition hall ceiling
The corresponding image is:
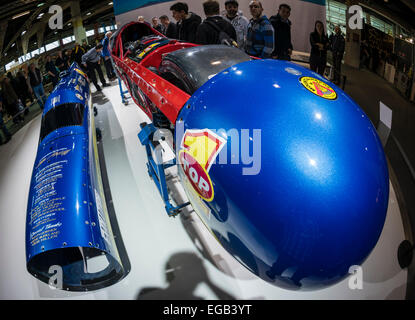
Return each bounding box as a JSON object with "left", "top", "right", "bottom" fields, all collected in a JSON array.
[{"left": 0, "top": 0, "right": 115, "bottom": 57}]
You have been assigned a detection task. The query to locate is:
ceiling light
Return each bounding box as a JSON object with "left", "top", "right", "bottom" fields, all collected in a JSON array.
[
  {"left": 11, "top": 43, "right": 15, "bottom": 47},
  {"left": 21, "top": 30, "right": 26, "bottom": 35},
  {"left": 108, "top": 2, "right": 113, "bottom": 5},
  {"left": 37, "top": 13, "right": 44, "bottom": 19},
  {"left": 37, "top": 3, "right": 45, "bottom": 7},
  {"left": 86, "top": 12, "right": 91, "bottom": 16},
  {"left": 12, "top": 11, "right": 30, "bottom": 19}
]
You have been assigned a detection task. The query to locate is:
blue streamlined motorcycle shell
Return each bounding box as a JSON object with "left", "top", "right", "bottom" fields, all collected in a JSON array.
[
  {"left": 176, "top": 59, "right": 389, "bottom": 289},
  {"left": 26, "top": 63, "right": 124, "bottom": 291}
]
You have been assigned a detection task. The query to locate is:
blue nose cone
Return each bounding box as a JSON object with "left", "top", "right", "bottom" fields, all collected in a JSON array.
[{"left": 178, "top": 59, "right": 389, "bottom": 289}]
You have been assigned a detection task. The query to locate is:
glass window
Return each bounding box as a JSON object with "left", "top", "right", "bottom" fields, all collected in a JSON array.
[
  {"left": 63, "top": 36, "right": 74, "bottom": 44},
  {"left": 40, "top": 103, "right": 85, "bottom": 141},
  {"left": 46, "top": 41, "right": 60, "bottom": 51},
  {"left": 5, "top": 61, "right": 16, "bottom": 71}
]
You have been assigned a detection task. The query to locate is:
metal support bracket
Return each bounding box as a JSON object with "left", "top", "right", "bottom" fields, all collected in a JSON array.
[{"left": 138, "top": 122, "right": 190, "bottom": 217}]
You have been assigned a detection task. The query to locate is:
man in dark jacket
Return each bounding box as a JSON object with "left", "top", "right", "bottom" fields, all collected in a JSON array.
[
  {"left": 71, "top": 43, "right": 86, "bottom": 67},
  {"left": 45, "top": 55, "right": 59, "bottom": 87},
  {"left": 16, "top": 70, "right": 32, "bottom": 105},
  {"left": 196, "top": 0, "right": 237, "bottom": 45},
  {"left": 159, "top": 15, "right": 177, "bottom": 38},
  {"left": 55, "top": 50, "right": 70, "bottom": 72},
  {"left": 151, "top": 17, "right": 163, "bottom": 33},
  {"left": 329, "top": 25, "right": 345, "bottom": 84},
  {"left": 269, "top": 3, "right": 293, "bottom": 60},
  {"left": 0, "top": 94, "right": 12, "bottom": 144},
  {"left": 27, "top": 63, "right": 47, "bottom": 109},
  {"left": 170, "top": 2, "right": 202, "bottom": 43}
]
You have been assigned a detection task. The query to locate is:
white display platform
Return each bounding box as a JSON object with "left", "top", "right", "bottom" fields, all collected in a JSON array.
[{"left": 0, "top": 81, "right": 408, "bottom": 299}]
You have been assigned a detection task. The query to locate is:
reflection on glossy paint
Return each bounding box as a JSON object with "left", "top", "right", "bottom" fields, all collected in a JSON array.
[
  {"left": 308, "top": 158, "right": 317, "bottom": 167},
  {"left": 75, "top": 200, "right": 80, "bottom": 215}
]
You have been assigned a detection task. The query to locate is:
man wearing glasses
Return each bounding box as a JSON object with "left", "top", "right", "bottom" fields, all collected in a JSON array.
[{"left": 245, "top": 1, "right": 274, "bottom": 58}]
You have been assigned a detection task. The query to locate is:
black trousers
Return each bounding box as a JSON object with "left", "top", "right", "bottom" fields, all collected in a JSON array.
[
  {"left": 87, "top": 62, "right": 106, "bottom": 88},
  {"left": 310, "top": 55, "right": 327, "bottom": 76},
  {"left": 104, "top": 58, "right": 115, "bottom": 79},
  {"left": 332, "top": 52, "right": 343, "bottom": 82}
]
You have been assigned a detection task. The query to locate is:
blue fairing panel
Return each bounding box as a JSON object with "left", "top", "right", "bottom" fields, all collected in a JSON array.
[{"left": 26, "top": 63, "right": 126, "bottom": 291}]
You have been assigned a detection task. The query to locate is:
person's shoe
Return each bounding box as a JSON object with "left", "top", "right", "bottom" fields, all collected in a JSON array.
[
  {"left": 96, "top": 85, "right": 102, "bottom": 92},
  {"left": 102, "top": 83, "right": 110, "bottom": 87}
]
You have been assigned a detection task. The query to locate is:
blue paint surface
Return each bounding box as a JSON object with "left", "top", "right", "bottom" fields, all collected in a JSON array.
[{"left": 177, "top": 59, "right": 388, "bottom": 289}]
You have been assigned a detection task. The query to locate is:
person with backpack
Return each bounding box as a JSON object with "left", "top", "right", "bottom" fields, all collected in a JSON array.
[
  {"left": 170, "top": 2, "right": 202, "bottom": 43},
  {"left": 195, "top": 0, "right": 237, "bottom": 46}
]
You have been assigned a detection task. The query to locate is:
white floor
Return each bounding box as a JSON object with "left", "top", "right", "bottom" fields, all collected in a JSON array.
[{"left": 0, "top": 80, "right": 409, "bottom": 299}]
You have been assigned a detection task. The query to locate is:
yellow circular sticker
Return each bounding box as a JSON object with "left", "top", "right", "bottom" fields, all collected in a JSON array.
[{"left": 300, "top": 77, "right": 337, "bottom": 100}]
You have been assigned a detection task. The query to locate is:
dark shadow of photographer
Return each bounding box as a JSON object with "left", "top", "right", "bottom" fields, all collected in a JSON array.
[{"left": 137, "top": 252, "right": 235, "bottom": 300}]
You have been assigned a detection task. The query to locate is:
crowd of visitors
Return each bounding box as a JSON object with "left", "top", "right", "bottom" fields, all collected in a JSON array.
[
  {"left": 144, "top": 1, "right": 344, "bottom": 79},
  {"left": 0, "top": 0, "right": 348, "bottom": 145},
  {"left": 0, "top": 31, "right": 118, "bottom": 144}
]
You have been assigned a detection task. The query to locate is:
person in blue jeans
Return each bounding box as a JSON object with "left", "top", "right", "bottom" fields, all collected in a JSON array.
[
  {"left": 101, "top": 31, "right": 116, "bottom": 81},
  {"left": 0, "top": 96, "right": 12, "bottom": 145},
  {"left": 27, "top": 63, "right": 47, "bottom": 109}
]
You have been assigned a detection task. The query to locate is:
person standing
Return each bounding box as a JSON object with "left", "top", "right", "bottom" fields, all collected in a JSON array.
[
  {"left": 45, "top": 55, "right": 59, "bottom": 87},
  {"left": 329, "top": 25, "right": 345, "bottom": 85},
  {"left": 82, "top": 43, "right": 109, "bottom": 91},
  {"left": 55, "top": 50, "right": 69, "bottom": 72},
  {"left": 0, "top": 95, "right": 12, "bottom": 144},
  {"left": 101, "top": 31, "right": 116, "bottom": 81},
  {"left": 27, "top": 63, "right": 47, "bottom": 109},
  {"left": 159, "top": 15, "right": 177, "bottom": 38},
  {"left": 195, "top": 0, "right": 237, "bottom": 45},
  {"left": 82, "top": 40, "right": 91, "bottom": 52},
  {"left": 1, "top": 77, "right": 24, "bottom": 123},
  {"left": 71, "top": 43, "right": 86, "bottom": 67},
  {"left": 222, "top": 0, "right": 249, "bottom": 50},
  {"left": 309, "top": 20, "right": 329, "bottom": 76},
  {"left": 245, "top": 1, "right": 274, "bottom": 59},
  {"left": 151, "top": 17, "right": 163, "bottom": 33},
  {"left": 269, "top": 3, "right": 293, "bottom": 60},
  {"left": 16, "top": 70, "right": 32, "bottom": 105},
  {"left": 170, "top": 2, "right": 202, "bottom": 43}
]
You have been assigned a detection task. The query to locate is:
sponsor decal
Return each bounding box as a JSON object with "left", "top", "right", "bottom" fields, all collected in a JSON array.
[
  {"left": 75, "top": 93, "right": 84, "bottom": 101},
  {"left": 179, "top": 129, "right": 226, "bottom": 202},
  {"left": 138, "top": 42, "right": 160, "bottom": 59},
  {"left": 300, "top": 76, "right": 337, "bottom": 100},
  {"left": 74, "top": 68, "right": 87, "bottom": 78}
]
